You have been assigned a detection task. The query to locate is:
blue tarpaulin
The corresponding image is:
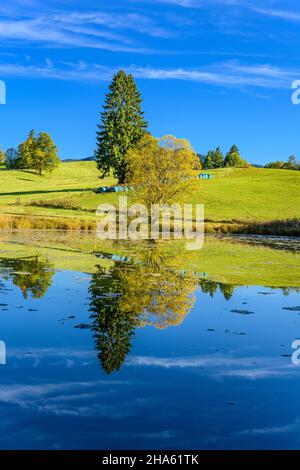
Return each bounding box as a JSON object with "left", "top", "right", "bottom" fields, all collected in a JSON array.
[
  {"left": 199, "top": 173, "right": 213, "bottom": 180},
  {"left": 95, "top": 185, "right": 132, "bottom": 193}
]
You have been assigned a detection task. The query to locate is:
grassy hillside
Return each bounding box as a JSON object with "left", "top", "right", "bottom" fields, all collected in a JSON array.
[
  {"left": 196, "top": 167, "right": 300, "bottom": 222},
  {"left": 0, "top": 161, "right": 113, "bottom": 204},
  {"left": 0, "top": 163, "right": 299, "bottom": 228}
]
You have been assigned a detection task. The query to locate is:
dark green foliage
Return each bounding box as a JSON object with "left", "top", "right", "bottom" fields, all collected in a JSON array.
[
  {"left": 5, "top": 148, "right": 22, "bottom": 169},
  {"left": 265, "top": 161, "right": 286, "bottom": 169},
  {"left": 95, "top": 70, "right": 148, "bottom": 184},
  {"left": 15, "top": 130, "right": 60, "bottom": 175},
  {"left": 33, "top": 132, "right": 60, "bottom": 175},
  {"left": 199, "top": 280, "right": 236, "bottom": 301},
  {"left": 203, "top": 144, "right": 248, "bottom": 169},
  {"left": 224, "top": 145, "right": 248, "bottom": 168},
  {"left": 203, "top": 150, "right": 214, "bottom": 169},
  {"left": 203, "top": 147, "right": 224, "bottom": 169},
  {"left": 199, "top": 280, "right": 218, "bottom": 297},
  {"left": 89, "top": 263, "right": 138, "bottom": 374},
  {"left": 265, "top": 155, "right": 299, "bottom": 171},
  {"left": 212, "top": 146, "right": 224, "bottom": 168},
  {"left": 0, "top": 256, "right": 54, "bottom": 299}
]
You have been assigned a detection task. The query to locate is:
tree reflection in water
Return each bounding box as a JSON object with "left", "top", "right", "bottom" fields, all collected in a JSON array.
[
  {"left": 198, "top": 280, "right": 236, "bottom": 301},
  {"left": 89, "top": 242, "right": 198, "bottom": 374},
  {"left": 0, "top": 255, "right": 54, "bottom": 299}
]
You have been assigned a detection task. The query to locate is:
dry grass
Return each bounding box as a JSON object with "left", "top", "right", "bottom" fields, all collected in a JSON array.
[
  {"left": 0, "top": 215, "right": 96, "bottom": 231},
  {"left": 26, "top": 198, "right": 82, "bottom": 211},
  {"left": 205, "top": 218, "right": 300, "bottom": 236},
  {"left": 0, "top": 212, "right": 298, "bottom": 237}
]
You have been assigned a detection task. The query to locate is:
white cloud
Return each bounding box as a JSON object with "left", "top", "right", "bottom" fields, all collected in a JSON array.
[
  {"left": 0, "top": 8, "right": 175, "bottom": 55},
  {"left": 133, "top": 0, "right": 244, "bottom": 7},
  {"left": 239, "top": 419, "right": 300, "bottom": 435},
  {"left": 58, "top": 12, "right": 174, "bottom": 38},
  {"left": 0, "top": 16, "right": 158, "bottom": 53},
  {"left": 0, "top": 59, "right": 295, "bottom": 90},
  {"left": 127, "top": 353, "right": 296, "bottom": 380},
  {"left": 254, "top": 8, "right": 300, "bottom": 23}
]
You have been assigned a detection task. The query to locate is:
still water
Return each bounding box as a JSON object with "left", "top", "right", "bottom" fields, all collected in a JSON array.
[{"left": 0, "top": 236, "right": 299, "bottom": 449}]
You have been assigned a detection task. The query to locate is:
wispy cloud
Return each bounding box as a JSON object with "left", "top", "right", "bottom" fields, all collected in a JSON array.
[
  {"left": 133, "top": 0, "right": 245, "bottom": 7},
  {"left": 127, "top": 353, "right": 297, "bottom": 380},
  {"left": 0, "top": 10, "right": 173, "bottom": 53},
  {"left": 239, "top": 419, "right": 300, "bottom": 436},
  {"left": 0, "top": 58, "right": 295, "bottom": 90},
  {"left": 59, "top": 12, "right": 174, "bottom": 38},
  {"left": 254, "top": 8, "right": 300, "bottom": 23}
]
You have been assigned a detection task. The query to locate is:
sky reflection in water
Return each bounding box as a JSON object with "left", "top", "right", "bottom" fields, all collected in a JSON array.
[{"left": 0, "top": 247, "right": 299, "bottom": 450}]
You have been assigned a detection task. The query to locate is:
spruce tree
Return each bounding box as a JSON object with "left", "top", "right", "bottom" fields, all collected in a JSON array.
[
  {"left": 95, "top": 70, "right": 148, "bottom": 184},
  {"left": 211, "top": 146, "right": 224, "bottom": 168},
  {"left": 203, "top": 150, "right": 214, "bottom": 169}
]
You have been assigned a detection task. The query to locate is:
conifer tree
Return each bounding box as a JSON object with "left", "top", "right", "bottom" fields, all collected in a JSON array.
[
  {"left": 203, "top": 150, "right": 214, "bottom": 169},
  {"left": 211, "top": 146, "right": 224, "bottom": 168},
  {"left": 95, "top": 70, "right": 148, "bottom": 184},
  {"left": 224, "top": 144, "right": 248, "bottom": 168}
]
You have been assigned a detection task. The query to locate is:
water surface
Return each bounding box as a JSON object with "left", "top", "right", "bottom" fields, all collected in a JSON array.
[{"left": 0, "top": 235, "right": 299, "bottom": 449}]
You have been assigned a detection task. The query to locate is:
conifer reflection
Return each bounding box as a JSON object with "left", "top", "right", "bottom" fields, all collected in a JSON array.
[{"left": 89, "top": 243, "right": 197, "bottom": 373}]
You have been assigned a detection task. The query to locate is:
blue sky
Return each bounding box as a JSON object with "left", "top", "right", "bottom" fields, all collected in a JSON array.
[{"left": 0, "top": 0, "right": 300, "bottom": 163}]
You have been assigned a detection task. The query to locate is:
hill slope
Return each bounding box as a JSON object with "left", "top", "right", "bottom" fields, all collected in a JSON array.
[
  {"left": 0, "top": 164, "right": 299, "bottom": 224},
  {"left": 193, "top": 167, "right": 300, "bottom": 222}
]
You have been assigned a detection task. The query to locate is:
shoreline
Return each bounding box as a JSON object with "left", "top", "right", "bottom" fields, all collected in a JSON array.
[{"left": 0, "top": 213, "right": 299, "bottom": 237}]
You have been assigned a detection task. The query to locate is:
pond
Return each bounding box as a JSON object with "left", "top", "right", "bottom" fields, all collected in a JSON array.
[{"left": 0, "top": 233, "right": 299, "bottom": 450}]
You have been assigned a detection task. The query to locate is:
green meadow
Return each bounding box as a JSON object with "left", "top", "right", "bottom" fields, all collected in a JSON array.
[{"left": 0, "top": 162, "right": 299, "bottom": 232}]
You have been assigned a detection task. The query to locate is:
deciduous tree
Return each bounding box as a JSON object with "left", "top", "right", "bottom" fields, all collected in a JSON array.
[
  {"left": 126, "top": 134, "right": 200, "bottom": 207},
  {"left": 32, "top": 132, "right": 60, "bottom": 175},
  {"left": 224, "top": 144, "right": 248, "bottom": 168}
]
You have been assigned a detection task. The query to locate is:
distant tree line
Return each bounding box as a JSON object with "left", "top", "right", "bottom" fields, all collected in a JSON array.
[
  {"left": 265, "top": 155, "right": 300, "bottom": 171},
  {"left": 2, "top": 130, "right": 60, "bottom": 175},
  {"left": 201, "top": 144, "right": 249, "bottom": 170}
]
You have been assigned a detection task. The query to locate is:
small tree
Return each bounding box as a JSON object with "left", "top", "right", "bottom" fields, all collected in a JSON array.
[
  {"left": 5, "top": 148, "right": 21, "bottom": 169},
  {"left": 265, "top": 161, "right": 285, "bottom": 169},
  {"left": 15, "top": 131, "right": 59, "bottom": 174},
  {"left": 126, "top": 134, "right": 200, "bottom": 208},
  {"left": 31, "top": 132, "right": 60, "bottom": 175},
  {"left": 203, "top": 150, "right": 214, "bottom": 169},
  {"left": 0, "top": 146, "right": 6, "bottom": 165},
  {"left": 211, "top": 146, "right": 224, "bottom": 168},
  {"left": 95, "top": 70, "right": 148, "bottom": 184},
  {"left": 17, "top": 129, "right": 36, "bottom": 169},
  {"left": 284, "top": 155, "right": 299, "bottom": 170},
  {"left": 224, "top": 144, "right": 248, "bottom": 168},
  {"left": 203, "top": 147, "right": 224, "bottom": 169}
]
